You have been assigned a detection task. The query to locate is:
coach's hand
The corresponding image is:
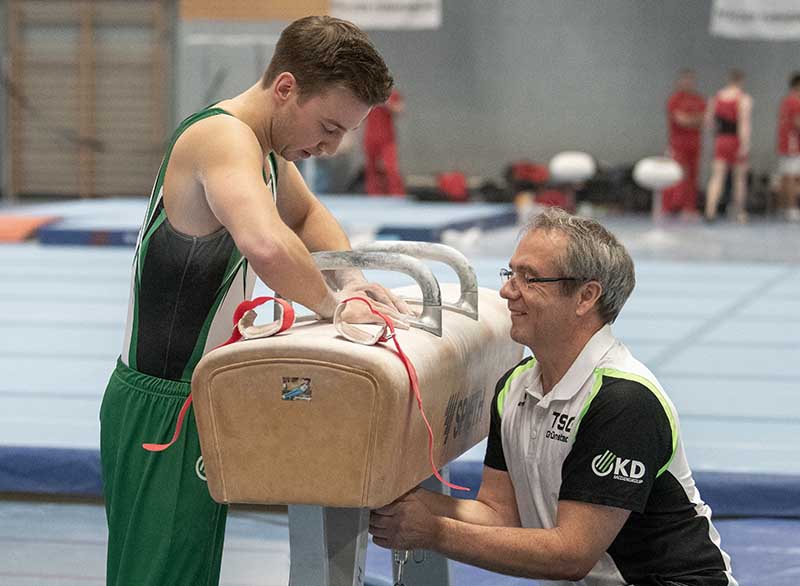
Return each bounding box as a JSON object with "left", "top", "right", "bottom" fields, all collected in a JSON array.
[{"left": 370, "top": 490, "right": 440, "bottom": 551}]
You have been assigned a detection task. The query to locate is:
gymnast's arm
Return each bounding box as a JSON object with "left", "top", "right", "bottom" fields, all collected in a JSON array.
[
  {"left": 275, "top": 159, "right": 351, "bottom": 258},
  {"left": 196, "top": 117, "right": 340, "bottom": 317},
  {"left": 274, "top": 157, "right": 410, "bottom": 314}
]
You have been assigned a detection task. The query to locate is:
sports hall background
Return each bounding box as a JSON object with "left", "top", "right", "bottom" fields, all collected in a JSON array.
[{"left": 1, "top": 2, "right": 799, "bottom": 585}]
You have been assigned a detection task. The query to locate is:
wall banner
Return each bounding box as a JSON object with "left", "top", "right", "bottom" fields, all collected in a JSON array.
[
  {"left": 330, "top": 0, "right": 442, "bottom": 30},
  {"left": 711, "top": 0, "right": 800, "bottom": 40}
]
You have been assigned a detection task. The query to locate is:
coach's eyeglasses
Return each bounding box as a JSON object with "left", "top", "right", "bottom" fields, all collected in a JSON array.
[{"left": 499, "top": 268, "right": 583, "bottom": 289}]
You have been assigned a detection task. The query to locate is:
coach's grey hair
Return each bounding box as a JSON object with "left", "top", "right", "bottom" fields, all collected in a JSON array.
[{"left": 522, "top": 208, "right": 635, "bottom": 324}]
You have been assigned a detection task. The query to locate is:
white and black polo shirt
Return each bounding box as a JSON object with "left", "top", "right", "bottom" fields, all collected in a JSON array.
[{"left": 484, "top": 325, "right": 737, "bottom": 586}]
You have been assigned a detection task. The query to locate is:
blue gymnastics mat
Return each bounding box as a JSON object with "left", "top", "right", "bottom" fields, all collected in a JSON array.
[{"left": 26, "top": 196, "right": 516, "bottom": 245}]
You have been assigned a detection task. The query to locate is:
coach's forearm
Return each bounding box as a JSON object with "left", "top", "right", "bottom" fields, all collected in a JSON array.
[
  {"left": 431, "top": 517, "right": 589, "bottom": 581},
  {"left": 415, "top": 489, "right": 518, "bottom": 527}
]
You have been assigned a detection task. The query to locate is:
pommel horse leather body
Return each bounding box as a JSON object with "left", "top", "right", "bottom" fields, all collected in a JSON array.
[{"left": 192, "top": 250, "right": 523, "bottom": 509}]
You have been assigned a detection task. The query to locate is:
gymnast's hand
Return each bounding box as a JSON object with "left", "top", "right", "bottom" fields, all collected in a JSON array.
[
  {"left": 337, "top": 281, "right": 415, "bottom": 327},
  {"left": 341, "top": 279, "right": 412, "bottom": 313},
  {"left": 369, "top": 490, "right": 440, "bottom": 551}
]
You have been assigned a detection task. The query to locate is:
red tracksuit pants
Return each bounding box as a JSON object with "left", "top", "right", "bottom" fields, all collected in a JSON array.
[
  {"left": 663, "top": 142, "right": 700, "bottom": 213},
  {"left": 365, "top": 139, "right": 405, "bottom": 196}
]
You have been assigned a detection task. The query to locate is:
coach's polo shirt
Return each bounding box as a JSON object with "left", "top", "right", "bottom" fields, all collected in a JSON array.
[{"left": 484, "top": 325, "right": 736, "bottom": 586}]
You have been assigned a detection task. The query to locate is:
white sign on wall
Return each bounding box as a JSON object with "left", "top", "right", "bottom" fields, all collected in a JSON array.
[
  {"left": 330, "top": 0, "right": 442, "bottom": 30},
  {"left": 710, "top": 0, "right": 800, "bottom": 40}
]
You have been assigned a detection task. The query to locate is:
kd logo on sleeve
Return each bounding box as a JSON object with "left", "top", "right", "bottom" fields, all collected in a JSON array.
[{"left": 592, "top": 450, "right": 646, "bottom": 484}]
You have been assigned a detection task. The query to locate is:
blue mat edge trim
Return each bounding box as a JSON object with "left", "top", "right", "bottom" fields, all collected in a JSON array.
[
  {"left": 0, "top": 446, "right": 102, "bottom": 497},
  {"left": 2, "top": 447, "right": 800, "bottom": 518}
]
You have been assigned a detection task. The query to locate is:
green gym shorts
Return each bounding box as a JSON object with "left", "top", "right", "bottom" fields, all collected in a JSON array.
[{"left": 100, "top": 359, "right": 227, "bottom": 586}]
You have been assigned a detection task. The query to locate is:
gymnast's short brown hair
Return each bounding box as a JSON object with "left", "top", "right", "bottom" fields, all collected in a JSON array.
[{"left": 263, "top": 15, "right": 393, "bottom": 106}]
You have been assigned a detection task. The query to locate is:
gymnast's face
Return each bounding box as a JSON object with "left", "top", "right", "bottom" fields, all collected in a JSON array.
[
  {"left": 270, "top": 76, "right": 370, "bottom": 162},
  {"left": 500, "top": 229, "right": 575, "bottom": 349}
]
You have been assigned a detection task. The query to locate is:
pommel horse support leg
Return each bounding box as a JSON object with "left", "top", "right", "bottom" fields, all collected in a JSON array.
[{"left": 191, "top": 242, "right": 523, "bottom": 586}]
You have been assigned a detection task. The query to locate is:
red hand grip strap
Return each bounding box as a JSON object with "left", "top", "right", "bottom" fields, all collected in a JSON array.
[
  {"left": 340, "top": 297, "right": 469, "bottom": 492},
  {"left": 142, "top": 296, "right": 294, "bottom": 452},
  {"left": 220, "top": 296, "right": 295, "bottom": 346}
]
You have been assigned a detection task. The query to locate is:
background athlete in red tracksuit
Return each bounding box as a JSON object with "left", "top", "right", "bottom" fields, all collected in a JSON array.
[
  {"left": 364, "top": 88, "right": 406, "bottom": 196},
  {"left": 662, "top": 69, "right": 706, "bottom": 215},
  {"left": 663, "top": 70, "right": 706, "bottom": 217}
]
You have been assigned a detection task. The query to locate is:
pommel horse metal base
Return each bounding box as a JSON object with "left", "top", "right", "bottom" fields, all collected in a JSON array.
[{"left": 287, "top": 473, "right": 452, "bottom": 586}]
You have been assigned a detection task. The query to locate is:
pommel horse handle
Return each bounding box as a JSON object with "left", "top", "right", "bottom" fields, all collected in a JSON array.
[
  {"left": 356, "top": 241, "right": 479, "bottom": 321},
  {"left": 313, "top": 250, "right": 444, "bottom": 337}
]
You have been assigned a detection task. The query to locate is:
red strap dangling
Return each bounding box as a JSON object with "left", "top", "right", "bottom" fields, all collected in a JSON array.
[
  {"left": 336, "top": 296, "right": 469, "bottom": 492},
  {"left": 142, "top": 296, "right": 295, "bottom": 452},
  {"left": 142, "top": 391, "right": 196, "bottom": 452}
]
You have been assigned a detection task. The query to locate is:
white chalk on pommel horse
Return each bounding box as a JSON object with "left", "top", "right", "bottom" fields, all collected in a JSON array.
[{"left": 191, "top": 242, "right": 523, "bottom": 586}]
